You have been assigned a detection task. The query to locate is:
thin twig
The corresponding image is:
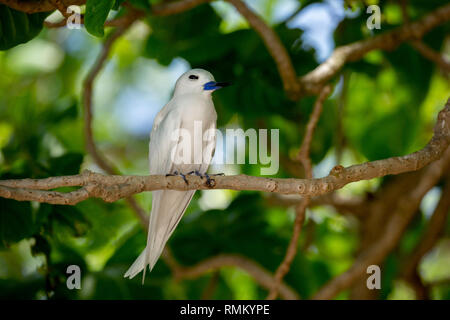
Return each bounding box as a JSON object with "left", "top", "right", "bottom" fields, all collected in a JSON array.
[
  {"left": 171, "top": 254, "right": 300, "bottom": 300},
  {"left": 401, "top": 176, "right": 450, "bottom": 297},
  {"left": 400, "top": 0, "right": 450, "bottom": 75},
  {"left": 49, "top": 0, "right": 69, "bottom": 17},
  {"left": 267, "top": 85, "right": 332, "bottom": 300},
  {"left": 296, "top": 85, "right": 333, "bottom": 174},
  {"left": 81, "top": 12, "right": 148, "bottom": 226},
  {"left": 410, "top": 41, "right": 450, "bottom": 75},
  {"left": 266, "top": 192, "right": 367, "bottom": 217}
]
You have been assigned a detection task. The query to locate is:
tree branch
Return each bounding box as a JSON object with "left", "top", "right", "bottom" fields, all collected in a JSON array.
[
  {"left": 0, "top": 0, "right": 85, "bottom": 13},
  {"left": 0, "top": 0, "right": 209, "bottom": 14},
  {"left": 82, "top": 21, "right": 134, "bottom": 175},
  {"left": 44, "top": 12, "right": 141, "bottom": 28},
  {"left": 298, "top": 3, "right": 450, "bottom": 94},
  {"left": 41, "top": 0, "right": 302, "bottom": 100},
  {"left": 151, "top": 0, "right": 209, "bottom": 16},
  {"left": 225, "top": 0, "right": 300, "bottom": 100},
  {"left": 166, "top": 253, "right": 300, "bottom": 300},
  {"left": 399, "top": 0, "right": 450, "bottom": 76},
  {"left": 267, "top": 85, "right": 331, "bottom": 300},
  {"left": 80, "top": 12, "right": 150, "bottom": 227},
  {"left": 266, "top": 192, "right": 367, "bottom": 217},
  {"left": 402, "top": 176, "right": 450, "bottom": 283},
  {"left": 410, "top": 40, "right": 450, "bottom": 75},
  {"left": 8, "top": 0, "right": 448, "bottom": 101},
  {"left": 1, "top": 98, "right": 448, "bottom": 204},
  {"left": 312, "top": 146, "right": 450, "bottom": 299}
]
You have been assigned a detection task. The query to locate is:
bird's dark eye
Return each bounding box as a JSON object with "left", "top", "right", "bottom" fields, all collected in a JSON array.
[{"left": 189, "top": 75, "right": 199, "bottom": 80}]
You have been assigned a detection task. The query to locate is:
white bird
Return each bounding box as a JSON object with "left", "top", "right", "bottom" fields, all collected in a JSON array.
[{"left": 124, "top": 69, "right": 230, "bottom": 281}]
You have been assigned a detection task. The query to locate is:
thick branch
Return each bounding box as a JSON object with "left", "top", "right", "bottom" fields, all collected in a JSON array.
[
  {"left": 0, "top": 0, "right": 208, "bottom": 14},
  {"left": 1, "top": 98, "right": 448, "bottom": 204},
  {"left": 44, "top": 12, "right": 140, "bottom": 28},
  {"left": 0, "top": 0, "right": 85, "bottom": 12}
]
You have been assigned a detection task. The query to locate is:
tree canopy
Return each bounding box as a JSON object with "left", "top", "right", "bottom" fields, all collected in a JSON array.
[{"left": 0, "top": 0, "right": 449, "bottom": 300}]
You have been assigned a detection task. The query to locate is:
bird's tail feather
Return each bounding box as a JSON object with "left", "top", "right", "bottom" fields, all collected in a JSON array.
[
  {"left": 123, "top": 248, "right": 146, "bottom": 279},
  {"left": 124, "top": 189, "right": 195, "bottom": 282}
]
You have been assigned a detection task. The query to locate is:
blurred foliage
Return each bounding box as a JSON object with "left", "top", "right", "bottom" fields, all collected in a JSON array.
[
  {"left": 0, "top": 0, "right": 449, "bottom": 300},
  {"left": 0, "top": 5, "right": 49, "bottom": 50}
]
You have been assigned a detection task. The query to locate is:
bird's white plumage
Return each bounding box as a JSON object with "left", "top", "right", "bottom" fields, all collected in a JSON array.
[{"left": 124, "top": 69, "right": 218, "bottom": 281}]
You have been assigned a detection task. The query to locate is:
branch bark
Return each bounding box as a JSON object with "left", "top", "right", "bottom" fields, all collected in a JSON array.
[
  {"left": 298, "top": 3, "right": 450, "bottom": 94},
  {"left": 401, "top": 176, "right": 450, "bottom": 294},
  {"left": 1, "top": 98, "right": 448, "bottom": 204},
  {"left": 312, "top": 146, "right": 450, "bottom": 299},
  {"left": 5, "top": 0, "right": 449, "bottom": 100},
  {"left": 267, "top": 85, "right": 331, "bottom": 300},
  {"left": 0, "top": 0, "right": 208, "bottom": 14},
  {"left": 80, "top": 13, "right": 149, "bottom": 227},
  {"left": 0, "top": 0, "right": 85, "bottom": 12}
]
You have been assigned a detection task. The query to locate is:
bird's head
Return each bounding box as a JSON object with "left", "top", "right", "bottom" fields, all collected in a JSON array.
[{"left": 173, "top": 68, "right": 231, "bottom": 96}]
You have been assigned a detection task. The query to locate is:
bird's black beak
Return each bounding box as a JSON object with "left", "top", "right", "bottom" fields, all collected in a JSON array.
[
  {"left": 204, "top": 81, "right": 232, "bottom": 91},
  {"left": 214, "top": 82, "right": 232, "bottom": 88}
]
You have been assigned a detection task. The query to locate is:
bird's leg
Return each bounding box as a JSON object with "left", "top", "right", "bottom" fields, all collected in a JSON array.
[
  {"left": 166, "top": 170, "right": 189, "bottom": 185},
  {"left": 204, "top": 173, "right": 225, "bottom": 187},
  {"left": 202, "top": 173, "right": 214, "bottom": 187},
  {"left": 187, "top": 170, "right": 203, "bottom": 178},
  {"left": 186, "top": 171, "right": 225, "bottom": 186}
]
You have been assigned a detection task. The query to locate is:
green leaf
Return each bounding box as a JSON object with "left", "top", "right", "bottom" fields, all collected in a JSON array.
[
  {"left": 129, "top": 0, "right": 150, "bottom": 10},
  {"left": 0, "top": 198, "right": 35, "bottom": 246},
  {"left": 112, "top": 0, "right": 126, "bottom": 11},
  {"left": 47, "top": 152, "right": 84, "bottom": 176},
  {"left": 85, "top": 0, "right": 115, "bottom": 37},
  {"left": 38, "top": 203, "right": 91, "bottom": 238},
  {"left": 0, "top": 4, "right": 49, "bottom": 50}
]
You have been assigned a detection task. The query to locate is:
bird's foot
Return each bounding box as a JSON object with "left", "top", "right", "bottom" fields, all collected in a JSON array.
[
  {"left": 187, "top": 170, "right": 203, "bottom": 177},
  {"left": 206, "top": 173, "right": 224, "bottom": 186},
  {"left": 185, "top": 171, "right": 224, "bottom": 187},
  {"left": 166, "top": 170, "right": 189, "bottom": 185}
]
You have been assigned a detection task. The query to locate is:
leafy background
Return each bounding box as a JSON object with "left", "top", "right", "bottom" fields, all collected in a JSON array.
[{"left": 0, "top": 0, "right": 449, "bottom": 299}]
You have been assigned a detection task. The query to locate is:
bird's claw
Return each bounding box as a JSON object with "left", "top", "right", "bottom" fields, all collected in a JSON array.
[
  {"left": 182, "top": 171, "right": 224, "bottom": 187},
  {"left": 187, "top": 170, "right": 203, "bottom": 178},
  {"left": 166, "top": 170, "right": 189, "bottom": 185},
  {"left": 201, "top": 173, "right": 213, "bottom": 188}
]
